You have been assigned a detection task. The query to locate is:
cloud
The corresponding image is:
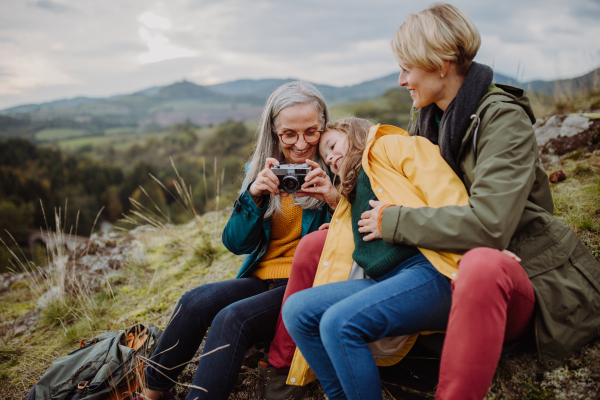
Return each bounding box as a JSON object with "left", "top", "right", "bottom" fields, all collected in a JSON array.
[
  {"left": 0, "top": 49, "right": 80, "bottom": 95},
  {"left": 138, "top": 11, "right": 171, "bottom": 30},
  {"left": 136, "top": 10, "right": 198, "bottom": 64},
  {"left": 28, "top": 0, "right": 70, "bottom": 13},
  {"left": 0, "top": 0, "right": 599, "bottom": 108}
]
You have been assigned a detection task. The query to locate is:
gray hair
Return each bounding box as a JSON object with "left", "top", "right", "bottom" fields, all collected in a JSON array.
[{"left": 241, "top": 81, "right": 330, "bottom": 218}]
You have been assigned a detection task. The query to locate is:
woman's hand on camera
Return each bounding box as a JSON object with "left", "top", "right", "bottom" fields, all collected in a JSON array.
[
  {"left": 249, "top": 158, "right": 286, "bottom": 202},
  {"left": 297, "top": 159, "right": 341, "bottom": 209}
]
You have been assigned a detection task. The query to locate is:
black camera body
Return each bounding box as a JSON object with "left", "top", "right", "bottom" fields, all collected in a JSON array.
[{"left": 271, "top": 163, "right": 312, "bottom": 194}]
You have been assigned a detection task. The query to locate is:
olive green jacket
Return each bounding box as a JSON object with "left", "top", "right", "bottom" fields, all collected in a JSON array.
[{"left": 381, "top": 84, "right": 600, "bottom": 370}]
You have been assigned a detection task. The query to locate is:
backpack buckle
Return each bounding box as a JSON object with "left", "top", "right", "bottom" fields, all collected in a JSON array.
[{"left": 77, "top": 381, "right": 89, "bottom": 390}]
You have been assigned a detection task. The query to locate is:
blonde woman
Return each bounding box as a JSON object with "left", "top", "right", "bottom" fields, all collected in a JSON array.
[
  {"left": 355, "top": 3, "right": 600, "bottom": 399},
  {"left": 142, "top": 81, "right": 331, "bottom": 400}
]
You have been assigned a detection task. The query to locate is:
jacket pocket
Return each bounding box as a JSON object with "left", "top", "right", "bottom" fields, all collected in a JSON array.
[
  {"left": 514, "top": 217, "right": 578, "bottom": 279},
  {"left": 532, "top": 240, "right": 600, "bottom": 328}
]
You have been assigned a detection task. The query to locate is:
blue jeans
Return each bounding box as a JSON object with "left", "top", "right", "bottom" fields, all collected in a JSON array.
[
  {"left": 146, "top": 277, "right": 287, "bottom": 400},
  {"left": 283, "top": 254, "right": 452, "bottom": 400}
]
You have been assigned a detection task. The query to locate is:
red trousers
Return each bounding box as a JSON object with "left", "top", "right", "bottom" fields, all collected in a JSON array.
[
  {"left": 435, "top": 248, "right": 536, "bottom": 400},
  {"left": 268, "top": 230, "right": 328, "bottom": 369},
  {"left": 268, "top": 233, "right": 536, "bottom": 400}
]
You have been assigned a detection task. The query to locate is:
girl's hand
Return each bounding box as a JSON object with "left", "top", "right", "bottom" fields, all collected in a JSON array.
[
  {"left": 358, "top": 200, "right": 386, "bottom": 241},
  {"left": 296, "top": 159, "right": 341, "bottom": 209},
  {"left": 248, "top": 158, "right": 285, "bottom": 201},
  {"left": 318, "top": 223, "right": 330, "bottom": 230}
]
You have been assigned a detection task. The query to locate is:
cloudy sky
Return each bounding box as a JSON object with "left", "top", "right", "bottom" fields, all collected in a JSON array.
[{"left": 0, "top": 0, "right": 599, "bottom": 109}]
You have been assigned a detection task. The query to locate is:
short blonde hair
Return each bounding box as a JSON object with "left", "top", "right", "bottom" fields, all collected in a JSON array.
[{"left": 391, "top": 3, "right": 480, "bottom": 74}]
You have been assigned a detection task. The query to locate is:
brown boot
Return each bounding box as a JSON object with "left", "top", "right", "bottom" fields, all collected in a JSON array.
[{"left": 257, "top": 360, "right": 308, "bottom": 400}]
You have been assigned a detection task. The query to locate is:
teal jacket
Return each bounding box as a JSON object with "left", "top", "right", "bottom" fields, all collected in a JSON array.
[{"left": 222, "top": 184, "right": 331, "bottom": 279}]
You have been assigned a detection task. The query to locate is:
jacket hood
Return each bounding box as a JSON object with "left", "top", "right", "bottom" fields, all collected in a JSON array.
[{"left": 494, "top": 84, "right": 537, "bottom": 124}]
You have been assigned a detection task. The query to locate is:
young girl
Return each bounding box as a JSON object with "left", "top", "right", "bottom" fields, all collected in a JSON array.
[{"left": 280, "top": 117, "right": 470, "bottom": 400}]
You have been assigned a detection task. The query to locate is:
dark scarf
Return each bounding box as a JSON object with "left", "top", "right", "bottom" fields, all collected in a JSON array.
[{"left": 413, "top": 62, "right": 493, "bottom": 179}]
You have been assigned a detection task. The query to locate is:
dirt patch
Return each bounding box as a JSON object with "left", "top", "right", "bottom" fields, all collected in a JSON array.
[
  {"left": 549, "top": 170, "right": 567, "bottom": 183},
  {"left": 541, "top": 120, "right": 600, "bottom": 155}
]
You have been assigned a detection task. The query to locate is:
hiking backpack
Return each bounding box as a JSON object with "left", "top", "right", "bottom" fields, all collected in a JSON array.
[{"left": 24, "top": 324, "right": 163, "bottom": 400}]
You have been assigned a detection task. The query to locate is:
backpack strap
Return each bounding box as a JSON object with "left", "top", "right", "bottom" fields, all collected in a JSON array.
[{"left": 57, "top": 376, "right": 94, "bottom": 400}]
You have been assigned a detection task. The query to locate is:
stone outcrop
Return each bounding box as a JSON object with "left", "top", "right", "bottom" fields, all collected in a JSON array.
[{"left": 535, "top": 113, "right": 600, "bottom": 155}]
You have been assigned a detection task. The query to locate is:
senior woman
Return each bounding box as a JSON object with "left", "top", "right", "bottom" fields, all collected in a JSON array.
[
  {"left": 356, "top": 3, "right": 600, "bottom": 400},
  {"left": 142, "top": 81, "right": 331, "bottom": 400}
]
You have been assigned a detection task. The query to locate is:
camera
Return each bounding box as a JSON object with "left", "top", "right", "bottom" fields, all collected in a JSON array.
[{"left": 271, "top": 163, "right": 312, "bottom": 194}]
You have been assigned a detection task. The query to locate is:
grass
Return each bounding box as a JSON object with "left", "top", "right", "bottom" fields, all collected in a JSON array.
[
  {"left": 1, "top": 150, "right": 598, "bottom": 400},
  {"left": 35, "top": 128, "right": 87, "bottom": 141},
  {"left": 0, "top": 209, "right": 239, "bottom": 399},
  {"left": 548, "top": 151, "right": 600, "bottom": 238}
]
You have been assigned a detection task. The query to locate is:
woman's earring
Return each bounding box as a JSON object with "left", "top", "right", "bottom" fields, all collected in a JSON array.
[{"left": 441, "top": 74, "right": 444, "bottom": 78}]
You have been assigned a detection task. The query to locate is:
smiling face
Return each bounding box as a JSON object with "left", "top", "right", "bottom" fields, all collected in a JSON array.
[
  {"left": 319, "top": 129, "right": 348, "bottom": 176},
  {"left": 275, "top": 103, "right": 321, "bottom": 164},
  {"left": 397, "top": 57, "right": 444, "bottom": 109}
]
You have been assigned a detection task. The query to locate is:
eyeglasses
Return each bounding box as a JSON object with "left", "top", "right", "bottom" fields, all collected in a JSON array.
[{"left": 277, "top": 130, "right": 322, "bottom": 145}]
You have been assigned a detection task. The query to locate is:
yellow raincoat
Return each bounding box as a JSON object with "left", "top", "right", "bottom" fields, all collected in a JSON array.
[{"left": 286, "top": 124, "right": 470, "bottom": 386}]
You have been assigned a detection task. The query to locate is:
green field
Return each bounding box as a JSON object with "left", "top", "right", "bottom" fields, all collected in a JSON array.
[
  {"left": 148, "top": 99, "right": 236, "bottom": 113},
  {"left": 35, "top": 128, "right": 87, "bottom": 141},
  {"left": 105, "top": 127, "right": 136, "bottom": 136},
  {"left": 46, "top": 126, "right": 220, "bottom": 154},
  {"left": 56, "top": 131, "right": 169, "bottom": 151}
]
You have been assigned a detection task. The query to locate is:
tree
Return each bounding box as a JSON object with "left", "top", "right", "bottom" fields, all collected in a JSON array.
[{"left": 202, "top": 121, "right": 253, "bottom": 158}]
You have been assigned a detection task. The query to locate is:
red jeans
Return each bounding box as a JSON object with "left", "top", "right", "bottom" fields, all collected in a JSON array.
[
  {"left": 268, "top": 230, "right": 328, "bottom": 369},
  {"left": 435, "top": 248, "right": 536, "bottom": 400}
]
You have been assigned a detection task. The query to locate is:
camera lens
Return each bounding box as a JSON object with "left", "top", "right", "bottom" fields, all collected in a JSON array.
[{"left": 281, "top": 176, "right": 299, "bottom": 193}]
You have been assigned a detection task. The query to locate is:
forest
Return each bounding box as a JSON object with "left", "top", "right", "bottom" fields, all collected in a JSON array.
[{"left": 0, "top": 120, "right": 254, "bottom": 272}]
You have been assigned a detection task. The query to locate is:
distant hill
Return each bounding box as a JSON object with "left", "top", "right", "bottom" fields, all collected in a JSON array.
[
  {"left": 0, "top": 75, "right": 413, "bottom": 139},
  {"left": 493, "top": 68, "right": 600, "bottom": 95},
  {"left": 206, "top": 74, "right": 408, "bottom": 104},
  {"left": 5, "top": 97, "right": 102, "bottom": 114},
  {"left": 208, "top": 67, "right": 600, "bottom": 103},
  {"left": 1, "top": 67, "right": 598, "bottom": 142}
]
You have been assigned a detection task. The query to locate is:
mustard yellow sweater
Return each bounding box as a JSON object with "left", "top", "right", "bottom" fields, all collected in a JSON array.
[{"left": 252, "top": 196, "right": 302, "bottom": 280}]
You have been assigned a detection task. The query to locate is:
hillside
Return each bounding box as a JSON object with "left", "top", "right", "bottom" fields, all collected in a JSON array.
[
  {"left": 0, "top": 81, "right": 264, "bottom": 143},
  {"left": 1, "top": 67, "right": 598, "bottom": 144}
]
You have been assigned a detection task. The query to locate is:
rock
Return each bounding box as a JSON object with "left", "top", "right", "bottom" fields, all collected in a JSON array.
[
  {"left": 549, "top": 170, "right": 567, "bottom": 183},
  {"left": 535, "top": 116, "right": 563, "bottom": 147},
  {"left": 12, "top": 310, "right": 39, "bottom": 336},
  {"left": 560, "top": 116, "right": 590, "bottom": 138},
  {"left": 535, "top": 114, "right": 597, "bottom": 154}
]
